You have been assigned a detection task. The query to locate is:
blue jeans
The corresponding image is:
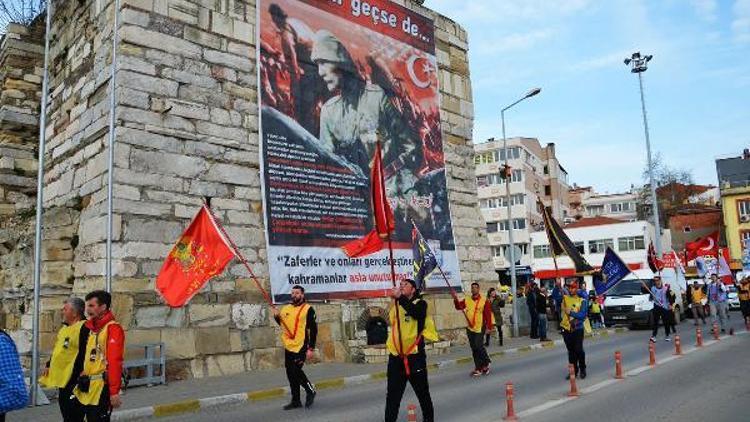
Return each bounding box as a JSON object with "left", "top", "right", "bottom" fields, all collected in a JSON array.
[{"left": 538, "top": 313, "right": 548, "bottom": 339}]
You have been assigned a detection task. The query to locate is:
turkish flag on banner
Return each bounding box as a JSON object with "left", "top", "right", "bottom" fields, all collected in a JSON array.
[
  {"left": 686, "top": 231, "right": 719, "bottom": 261},
  {"left": 647, "top": 242, "right": 664, "bottom": 273},
  {"left": 156, "top": 206, "right": 235, "bottom": 307},
  {"left": 341, "top": 142, "right": 395, "bottom": 258}
]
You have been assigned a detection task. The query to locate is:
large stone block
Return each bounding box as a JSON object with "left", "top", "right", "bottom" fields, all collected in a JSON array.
[
  {"left": 231, "top": 303, "right": 266, "bottom": 330},
  {"left": 112, "top": 294, "right": 135, "bottom": 330},
  {"left": 195, "top": 327, "right": 231, "bottom": 355},
  {"left": 189, "top": 304, "right": 230, "bottom": 327},
  {"left": 118, "top": 70, "right": 178, "bottom": 97},
  {"left": 161, "top": 328, "right": 197, "bottom": 358},
  {"left": 120, "top": 25, "right": 202, "bottom": 59},
  {"left": 204, "top": 163, "right": 258, "bottom": 186},
  {"left": 135, "top": 306, "right": 186, "bottom": 328},
  {"left": 205, "top": 353, "right": 246, "bottom": 377},
  {"left": 131, "top": 148, "right": 208, "bottom": 178},
  {"left": 240, "top": 325, "right": 278, "bottom": 349},
  {"left": 203, "top": 49, "right": 252, "bottom": 72},
  {"left": 245, "top": 347, "right": 284, "bottom": 370},
  {"left": 124, "top": 218, "right": 184, "bottom": 242}
]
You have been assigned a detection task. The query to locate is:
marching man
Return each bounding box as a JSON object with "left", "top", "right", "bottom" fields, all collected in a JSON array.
[
  {"left": 273, "top": 285, "right": 318, "bottom": 410},
  {"left": 453, "top": 282, "right": 493, "bottom": 377},
  {"left": 385, "top": 278, "right": 438, "bottom": 422}
]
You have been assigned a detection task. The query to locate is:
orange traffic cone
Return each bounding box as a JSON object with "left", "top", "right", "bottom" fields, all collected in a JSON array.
[
  {"left": 503, "top": 382, "right": 518, "bottom": 421},
  {"left": 406, "top": 403, "right": 417, "bottom": 422},
  {"left": 614, "top": 351, "right": 624, "bottom": 379},
  {"left": 674, "top": 335, "right": 682, "bottom": 356},
  {"left": 567, "top": 364, "right": 579, "bottom": 397},
  {"left": 696, "top": 327, "right": 703, "bottom": 347},
  {"left": 712, "top": 322, "right": 720, "bottom": 340},
  {"left": 648, "top": 341, "right": 656, "bottom": 366}
]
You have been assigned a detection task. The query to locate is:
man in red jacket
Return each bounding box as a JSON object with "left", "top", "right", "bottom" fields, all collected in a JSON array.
[
  {"left": 454, "top": 282, "right": 493, "bottom": 376},
  {"left": 74, "top": 290, "right": 125, "bottom": 422}
]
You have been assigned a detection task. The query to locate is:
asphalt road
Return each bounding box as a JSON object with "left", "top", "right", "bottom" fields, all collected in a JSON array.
[{"left": 157, "top": 317, "right": 749, "bottom": 422}]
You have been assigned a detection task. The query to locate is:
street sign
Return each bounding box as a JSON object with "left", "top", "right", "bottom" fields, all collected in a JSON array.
[{"left": 504, "top": 244, "right": 523, "bottom": 265}]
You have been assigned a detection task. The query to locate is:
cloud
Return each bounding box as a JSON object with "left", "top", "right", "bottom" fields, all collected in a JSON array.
[
  {"left": 733, "top": 0, "right": 750, "bottom": 43},
  {"left": 690, "top": 0, "right": 718, "bottom": 22},
  {"left": 566, "top": 50, "right": 632, "bottom": 72}
]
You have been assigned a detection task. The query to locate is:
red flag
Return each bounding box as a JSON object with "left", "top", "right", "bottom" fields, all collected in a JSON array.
[
  {"left": 342, "top": 142, "right": 395, "bottom": 258},
  {"left": 647, "top": 242, "right": 664, "bottom": 273},
  {"left": 156, "top": 206, "right": 235, "bottom": 307},
  {"left": 686, "top": 231, "right": 719, "bottom": 261}
]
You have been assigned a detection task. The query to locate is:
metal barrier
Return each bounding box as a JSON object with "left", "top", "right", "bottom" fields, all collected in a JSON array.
[{"left": 123, "top": 342, "right": 166, "bottom": 388}]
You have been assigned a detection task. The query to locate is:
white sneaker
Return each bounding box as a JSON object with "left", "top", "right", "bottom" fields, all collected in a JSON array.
[
  {"left": 649, "top": 337, "right": 656, "bottom": 343},
  {"left": 665, "top": 336, "right": 671, "bottom": 342}
]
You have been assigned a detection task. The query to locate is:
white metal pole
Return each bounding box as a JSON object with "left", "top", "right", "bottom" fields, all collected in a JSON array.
[
  {"left": 502, "top": 110, "right": 519, "bottom": 338},
  {"left": 30, "top": 0, "right": 53, "bottom": 406},
  {"left": 105, "top": 0, "right": 121, "bottom": 293},
  {"left": 638, "top": 72, "right": 662, "bottom": 258}
]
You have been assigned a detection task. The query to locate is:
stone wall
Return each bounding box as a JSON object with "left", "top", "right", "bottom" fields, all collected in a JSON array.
[{"left": 0, "top": 0, "right": 493, "bottom": 380}]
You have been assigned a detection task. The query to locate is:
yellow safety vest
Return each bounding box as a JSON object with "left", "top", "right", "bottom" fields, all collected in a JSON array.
[
  {"left": 739, "top": 283, "right": 750, "bottom": 301},
  {"left": 386, "top": 297, "right": 438, "bottom": 357},
  {"left": 280, "top": 303, "right": 310, "bottom": 353},
  {"left": 464, "top": 295, "right": 486, "bottom": 333},
  {"left": 40, "top": 321, "right": 85, "bottom": 389},
  {"left": 74, "top": 321, "right": 116, "bottom": 405},
  {"left": 560, "top": 295, "right": 584, "bottom": 332},
  {"left": 691, "top": 287, "right": 705, "bottom": 304}
]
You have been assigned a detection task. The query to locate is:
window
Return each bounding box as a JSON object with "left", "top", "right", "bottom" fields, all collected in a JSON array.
[
  {"left": 497, "top": 194, "right": 525, "bottom": 207},
  {"left": 511, "top": 169, "right": 523, "bottom": 183},
  {"left": 618, "top": 236, "right": 645, "bottom": 251},
  {"left": 497, "top": 147, "right": 521, "bottom": 161},
  {"left": 573, "top": 241, "right": 585, "bottom": 254},
  {"left": 586, "top": 205, "right": 604, "bottom": 216},
  {"left": 495, "top": 219, "right": 526, "bottom": 231},
  {"left": 544, "top": 185, "right": 551, "bottom": 196},
  {"left": 476, "top": 175, "right": 488, "bottom": 187},
  {"left": 610, "top": 202, "right": 634, "bottom": 213},
  {"left": 486, "top": 222, "right": 498, "bottom": 233},
  {"left": 534, "top": 244, "right": 552, "bottom": 258},
  {"left": 589, "top": 238, "right": 613, "bottom": 254},
  {"left": 475, "top": 152, "right": 494, "bottom": 165},
  {"left": 739, "top": 200, "right": 750, "bottom": 222},
  {"left": 683, "top": 226, "right": 692, "bottom": 233},
  {"left": 502, "top": 243, "right": 529, "bottom": 257},
  {"left": 543, "top": 165, "right": 549, "bottom": 175},
  {"left": 741, "top": 230, "right": 750, "bottom": 245},
  {"left": 492, "top": 246, "right": 503, "bottom": 257}
]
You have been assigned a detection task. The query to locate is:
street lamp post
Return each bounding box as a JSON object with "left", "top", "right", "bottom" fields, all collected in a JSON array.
[
  {"left": 501, "top": 87, "right": 541, "bottom": 338},
  {"left": 624, "top": 52, "right": 662, "bottom": 257}
]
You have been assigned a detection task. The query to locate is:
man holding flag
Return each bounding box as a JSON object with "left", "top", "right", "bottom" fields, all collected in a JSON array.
[
  {"left": 273, "top": 285, "right": 318, "bottom": 410},
  {"left": 648, "top": 276, "right": 673, "bottom": 342},
  {"left": 384, "top": 278, "right": 438, "bottom": 422}
]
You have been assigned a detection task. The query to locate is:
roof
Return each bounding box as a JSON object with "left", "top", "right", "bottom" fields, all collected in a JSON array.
[
  {"left": 655, "top": 182, "right": 714, "bottom": 197},
  {"left": 564, "top": 216, "right": 625, "bottom": 228}
]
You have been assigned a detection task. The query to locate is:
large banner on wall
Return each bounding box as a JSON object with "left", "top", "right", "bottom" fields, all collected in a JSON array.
[{"left": 257, "top": 0, "right": 462, "bottom": 301}]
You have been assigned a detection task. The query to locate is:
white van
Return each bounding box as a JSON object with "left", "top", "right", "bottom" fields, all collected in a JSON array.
[{"left": 604, "top": 269, "right": 685, "bottom": 328}]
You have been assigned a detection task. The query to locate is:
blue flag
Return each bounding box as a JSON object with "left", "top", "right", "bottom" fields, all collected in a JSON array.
[
  {"left": 412, "top": 224, "right": 438, "bottom": 291},
  {"left": 596, "top": 247, "right": 631, "bottom": 295}
]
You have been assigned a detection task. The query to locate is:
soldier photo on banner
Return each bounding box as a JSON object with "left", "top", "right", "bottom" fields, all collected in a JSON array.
[{"left": 258, "top": 0, "right": 462, "bottom": 301}]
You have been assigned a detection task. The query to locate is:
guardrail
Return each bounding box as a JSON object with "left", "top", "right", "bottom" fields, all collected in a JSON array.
[{"left": 124, "top": 342, "right": 166, "bottom": 388}]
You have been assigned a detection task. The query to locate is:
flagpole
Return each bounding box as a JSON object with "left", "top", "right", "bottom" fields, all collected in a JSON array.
[
  {"left": 372, "top": 137, "right": 405, "bottom": 359},
  {"left": 410, "top": 220, "right": 458, "bottom": 300},
  {"left": 202, "top": 204, "right": 293, "bottom": 336},
  {"left": 30, "top": 0, "right": 53, "bottom": 406}
]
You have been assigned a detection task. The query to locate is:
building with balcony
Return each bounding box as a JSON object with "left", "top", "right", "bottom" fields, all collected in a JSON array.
[
  {"left": 474, "top": 137, "right": 570, "bottom": 283},
  {"left": 568, "top": 186, "right": 639, "bottom": 223},
  {"left": 716, "top": 150, "right": 750, "bottom": 268}
]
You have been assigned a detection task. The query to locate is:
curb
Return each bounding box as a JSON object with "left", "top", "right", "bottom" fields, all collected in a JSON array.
[{"left": 112, "top": 328, "right": 627, "bottom": 421}]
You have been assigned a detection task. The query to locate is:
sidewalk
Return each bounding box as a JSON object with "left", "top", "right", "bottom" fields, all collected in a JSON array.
[{"left": 9, "top": 327, "right": 627, "bottom": 421}]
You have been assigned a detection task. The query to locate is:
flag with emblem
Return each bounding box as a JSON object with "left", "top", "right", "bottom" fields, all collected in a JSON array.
[
  {"left": 156, "top": 206, "right": 236, "bottom": 307},
  {"left": 342, "top": 141, "right": 395, "bottom": 258},
  {"left": 411, "top": 223, "right": 438, "bottom": 291},
  {"left": 538, "top": 200, "right": 595, "bottom": 274},
  {"left": 647, "top": 241, "right": 664, "bottom": 273}
]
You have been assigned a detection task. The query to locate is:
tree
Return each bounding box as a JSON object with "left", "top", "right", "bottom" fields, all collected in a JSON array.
[
  {"left": 0, "top": 0, "right": 45, "bottom": 33},
  {"left": 636, "top": 153, "right": 696, "bottom": 226}
]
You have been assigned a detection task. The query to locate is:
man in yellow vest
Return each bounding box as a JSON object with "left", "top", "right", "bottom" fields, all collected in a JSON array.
[
  {"left": 689, "top": 280, "right": 707, "bottom": 325},
  {"left": 40, "top": 297, "right": 90, "bottom": 421},
  {"left": 385, "top": 278, "right": 437, "bottom": 422},
  {"left": 561, "top": 280, "right": 588, "bottom": 379},
  {"left": 453, "top": 282, "right": 493, "bottom": 377},
  {"left": 73, "top": 290, "right": 125, "bottom": 422},
  {"left": 273, "top": 285, "right": 318, "bottom": 410}
]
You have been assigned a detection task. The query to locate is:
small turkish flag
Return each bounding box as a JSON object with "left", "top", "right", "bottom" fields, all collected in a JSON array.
[
  {"left": 156, "top": 206, "right": 235, "bottom": 307},
  {"left": 341, "top": 141, "right": 395, "bottom": 258},
  {"left": 686, "top": 231, "right": 719, "bottom": 261}
]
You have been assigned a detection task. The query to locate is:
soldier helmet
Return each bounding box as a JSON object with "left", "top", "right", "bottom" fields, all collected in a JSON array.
[{"left": 311, "top": 30, "right": 355, "bottom": 71}]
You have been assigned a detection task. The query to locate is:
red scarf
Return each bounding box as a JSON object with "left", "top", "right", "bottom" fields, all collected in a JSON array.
[{"left": 86, "top": 310, "right": 116, "bottom": 333}]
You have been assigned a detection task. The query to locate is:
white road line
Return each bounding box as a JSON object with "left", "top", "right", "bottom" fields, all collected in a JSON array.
[
  {"left": 516, "top": 397, "right": 577, "bottom": 418},
  {"left": 579, "top": 378, "right": 618, "bottom": 394}
]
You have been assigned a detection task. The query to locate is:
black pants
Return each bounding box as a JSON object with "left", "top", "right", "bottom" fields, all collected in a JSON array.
[
  {"left": 59, "top": 385, "right": 81, "bottom": 422},
  {"left": 467, "top": 329, "right": 490, "bottom": 370},
  {"left": 652, "top": 306, "right": 672, "bottom": 337},
  {"left": 285, "top": 349, "right": 313, "bottom": 403},
  {"left": 562, "top": 329, "right": 586, "bottom": 374},
  {"left": 1, "top": 412, "right": 5, "bottom": 422},
  {"left": 79, "top": 384, "right": 111, "bottom": 422},
  {"left": 385, "top": 353, "right": 433, "bottom": 422},
  {"left": 529, "top": 309, "right": 539, "bottom": 338},
  {"left": 485, "top": 325, "right": 503, "bottom": 346}
]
